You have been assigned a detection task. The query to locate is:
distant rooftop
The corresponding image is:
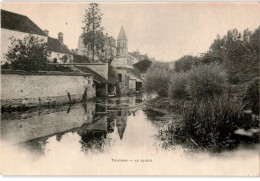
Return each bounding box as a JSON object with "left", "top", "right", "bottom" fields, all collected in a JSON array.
[{"left": 47, "top": 37, "right": 71, "bottom": 54}]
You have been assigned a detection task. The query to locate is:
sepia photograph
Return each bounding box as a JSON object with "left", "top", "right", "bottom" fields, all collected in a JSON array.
[{"left": 0, "top": 1, "right": 259, "bottom": 176}]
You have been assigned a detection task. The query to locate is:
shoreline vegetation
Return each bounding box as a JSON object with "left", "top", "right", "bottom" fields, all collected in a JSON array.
[{"left": 143, "top": 27, "right": 260, "bottom": 152}]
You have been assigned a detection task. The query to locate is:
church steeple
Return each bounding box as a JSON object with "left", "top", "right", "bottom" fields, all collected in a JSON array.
[
  {"left": 117, "top": 26, "right": 127, "bottom": 40},
  {"left": 117, "top": 26, "right": 128, "bottom": 55}
]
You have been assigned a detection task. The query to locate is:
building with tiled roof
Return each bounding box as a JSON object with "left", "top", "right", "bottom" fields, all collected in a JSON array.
[
  {"left": 47, "top": 35, "right": 73, "bottom": 63},
  {"left": 1, "top": 9, "right": 73, "bottom": 65},
  {"left": 1, "top": 9, "right": 46, "bottom": 36},
  {"left": 111, "top": 26, "right": 143, "bottom": 94},
  {"left": 1, "top": 9, "right": 48, "bottom": 64}
]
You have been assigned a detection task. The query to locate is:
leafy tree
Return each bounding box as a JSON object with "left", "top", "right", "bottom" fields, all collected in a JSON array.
[
  {"left": 95, "top": 34, "right": 116, "bottom": 64},
  {"left": 186, "top": 63, "right": 228, "bottom": 100},
  {"left": 201, "top": 27, "right": 260, "bottom": 84},
  {"left": 143, "top": 62, "right": 172, "bottom": 97},
  {"left": 5, "top": 35, "right": 48, "bottom": 71},
  {"left": 168, "top": 72, "right": 189, "bottom": 100},
  {"left": 174, "top": 55, "right": 200, "bottom": 72},
  {"left": 133, "top": 59, "right": 152, "bottom": 74}
]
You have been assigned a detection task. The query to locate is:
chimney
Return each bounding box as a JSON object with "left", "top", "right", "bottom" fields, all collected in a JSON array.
[
  {"left": 58, "top": 32, "right": 63, "bottom": 44},
  {"left": 44, "top": 29, "right": 49, "bottom": 36}
]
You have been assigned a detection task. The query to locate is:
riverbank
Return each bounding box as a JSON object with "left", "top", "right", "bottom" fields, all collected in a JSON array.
[{"left": 144, "top": 96, "right": 259, "bottom": 152}]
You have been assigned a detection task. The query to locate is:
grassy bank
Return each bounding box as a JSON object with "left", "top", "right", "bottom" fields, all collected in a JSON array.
[{"left": 145, "top": 95, "right": 259, "bottom": 152}]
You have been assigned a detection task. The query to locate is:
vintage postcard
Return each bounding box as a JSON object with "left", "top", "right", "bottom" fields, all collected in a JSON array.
[{"left": 0, "top": 1, "right": 259, "bottom": 176}]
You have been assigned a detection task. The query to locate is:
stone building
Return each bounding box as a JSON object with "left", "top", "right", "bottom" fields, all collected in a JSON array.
[
  {"left": 46, "top": 31, "right": 73, "bottom": 63},
  {"left": 111, "top": 26, "right": 143, "bottom": 94}
]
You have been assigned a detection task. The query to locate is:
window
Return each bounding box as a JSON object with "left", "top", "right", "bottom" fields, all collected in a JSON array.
[{"left": 118, "top": 74, "right": 122, "bottom": 82}]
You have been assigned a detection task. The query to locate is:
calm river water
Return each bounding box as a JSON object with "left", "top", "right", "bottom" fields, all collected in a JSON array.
[{"left": 0, "top": 96, "right": 259, "bottom": 175}]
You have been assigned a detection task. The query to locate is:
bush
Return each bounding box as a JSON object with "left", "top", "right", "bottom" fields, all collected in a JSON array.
[
  {"left": 168, "top": 72, "right": 189, "bottom": 100},
  {"left": 243, "top": 77, "right": 259, "bottom": 115},
  {"left": 45, "top": 64, "right": 72, "bottom": 72},
  {"left": 1, "top": 62, "right": 10, "bottom": 69},
  {"left": 143, "top": 62, "right": 172, "bottom": 97},
  {"left": 174, "top": 55, "right": 201, "bottom": 72},
  {"left": 180, "top": 95, "right": 245, "bottom": 151},
  {"left": 5, "top": 35, "right": 48, "bottom": 71},
  {"left": 186, "top": 63, "right": 227, "bottom": 100}
]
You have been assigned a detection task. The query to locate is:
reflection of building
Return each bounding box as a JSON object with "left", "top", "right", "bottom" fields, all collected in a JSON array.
[{"left": 116, "top": 110, "right": 128, "bottom": 140}]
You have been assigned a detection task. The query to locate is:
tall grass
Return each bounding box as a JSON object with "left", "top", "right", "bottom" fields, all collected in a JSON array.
[{"left": 173, "top": 95, "right": 249, "bottom": 151}]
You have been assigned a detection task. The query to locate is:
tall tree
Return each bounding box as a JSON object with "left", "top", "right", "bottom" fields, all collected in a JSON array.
[
  {"left": 82, "top": 3, "right": 115, "bottom": 64},
  {"left": 95, "top": 33, "right": 116, "bottom": 64},
  {"left": 82, "top": 3, "right": 104, "bottom": 62}
]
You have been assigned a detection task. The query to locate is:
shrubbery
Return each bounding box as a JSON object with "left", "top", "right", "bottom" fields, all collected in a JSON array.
[
  {"left": 174, "top": 55, "right": 200, "bottom": 72},
  {"left": 143, "top": 62, "right": 172, "bottom": 97},
  {"left": 168, "top": 63, "right": 227, "bottom": 100},
  {"left": 186, "top": 64, "right": 227, "bottom": 100},
  {"left": 178, "top": 95, "right": 245, "bottom": 151},
  {"left": 143, "top": 27, "right": 260, "bottom": 152},
  {"left": 5, "top": 35, "right": 48, "bottom": 71},
  {"left": 168, "top": 72, "right": 189, "bottom": 99}
]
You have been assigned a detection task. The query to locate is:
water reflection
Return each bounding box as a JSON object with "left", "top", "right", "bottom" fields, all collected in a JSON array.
[
  {"left": 1, "top": 95, "right": 259, "bottom": 159},
  {"left": 1, "top": 96, "right": 143, "bottom": 156}
]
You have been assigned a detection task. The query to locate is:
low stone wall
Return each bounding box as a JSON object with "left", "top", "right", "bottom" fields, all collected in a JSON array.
[
  {"left": 53, "top": 63, "right": 108, "bottom": 79},
  {"left": 1, "top": 70, "right": 96, "bottom": 109}
]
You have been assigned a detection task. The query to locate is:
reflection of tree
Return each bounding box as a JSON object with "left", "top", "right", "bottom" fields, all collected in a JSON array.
[
  {"left": 116, "top": 109, "right": 128, "bottom": 140},
  {"left": 79, "top": 131, "right": 107, "bottom": 154},
  {"left": 142, "top": 108, "right": 165, "bottom": 121},
  {"left": 77, "top": 115, "right": 112, "bottom": 154},
  {"left": 106, "top": 111, "right": 117, "bottom": 134},
  {"left": 19, "top": 137, "right": 49, "bottom": 156}
]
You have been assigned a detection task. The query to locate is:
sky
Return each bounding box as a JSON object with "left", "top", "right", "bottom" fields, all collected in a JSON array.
[{"left": 1, "top": 2, "right": 260, "bottom": 62}]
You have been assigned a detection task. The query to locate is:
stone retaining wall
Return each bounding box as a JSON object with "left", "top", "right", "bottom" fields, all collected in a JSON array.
[{"left": 1, "top": 70, "right": 96, "bottom": 109}]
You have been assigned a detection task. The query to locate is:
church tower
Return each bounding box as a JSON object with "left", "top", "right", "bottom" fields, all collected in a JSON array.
[{"left": 117, "top": 26, "right": 128, "bottom": 56}]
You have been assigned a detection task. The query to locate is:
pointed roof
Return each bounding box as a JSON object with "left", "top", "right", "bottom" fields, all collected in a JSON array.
[{"left": 117, "top": 26, "right": 127, "bottom": 41}]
